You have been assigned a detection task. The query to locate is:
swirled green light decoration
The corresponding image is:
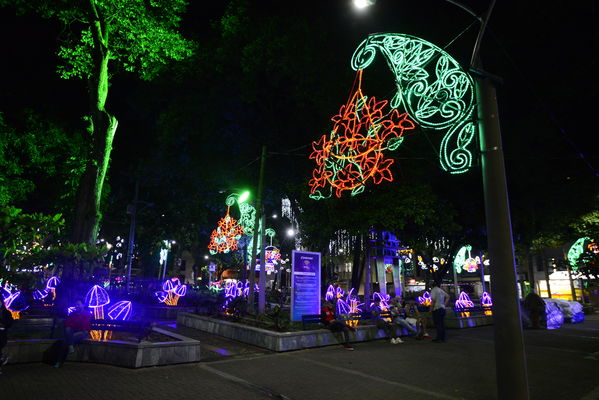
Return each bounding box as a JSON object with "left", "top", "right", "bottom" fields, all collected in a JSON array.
[
  {"left": 351, "top": 33, "right": 477, "bottom": 174},
  {"left": 453, "top": 245, "right": 471, "bottom": 274},
  {"left": 567, "top": 237, "right": 591, "bottom": 272}
]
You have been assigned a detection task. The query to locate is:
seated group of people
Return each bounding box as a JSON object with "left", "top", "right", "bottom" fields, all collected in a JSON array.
[{"left": 320, "top": 296, "right": 431, "bottom": 350}]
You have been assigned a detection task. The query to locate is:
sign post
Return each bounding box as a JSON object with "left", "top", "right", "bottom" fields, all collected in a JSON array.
[{"left": 291, "top": 250, "right": 321, "bottom": 321}]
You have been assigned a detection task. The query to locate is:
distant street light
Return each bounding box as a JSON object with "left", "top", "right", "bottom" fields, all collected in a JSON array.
[{"left": 286, "top": 228, "right": 295, "bottom": 237}]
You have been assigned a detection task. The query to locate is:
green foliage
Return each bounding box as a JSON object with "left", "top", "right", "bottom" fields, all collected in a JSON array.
[
  {"left": 0, "top": 112, "right": 84, "bottom": 207},
  {"left": 0, "top": 205, "right": 64, "bottom": 269}
]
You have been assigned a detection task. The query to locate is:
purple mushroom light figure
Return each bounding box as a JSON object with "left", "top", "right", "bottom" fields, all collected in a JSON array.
[
  {"left": 336, "top": 288, "right": 363, "bottom": 328},
  {"left": 107, "top": 300, "right": 133, "bottom": 321},
  {"left": 45, "top": 276, "right": 60, "bottom": 302},
  {"left": 455, "top": 291, "right": 475, "bottom": 317},
  {"left": 155, "top": 278, "right": 187, "bottom": 306},
  {"left": 417, "top": 291, "right": 432, "bottom": 307},
  {"left": 33, "top": 289, "right": 49, "bottom": 301},
  {"left": 481, "top": 291, "right": 493, "bottom": 315},
  {"left": 85, "top": 285, "right": 110, "bottom": 340},
  {"left": 1, "top": 286, "right": 11, "bottom": 300},
  {"left": 5, "top": 291, "right": 29, "bottom": 319}
]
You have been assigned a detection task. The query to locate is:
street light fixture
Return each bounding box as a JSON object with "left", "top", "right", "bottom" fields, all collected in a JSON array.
[
  {"left": 352, "top": 1, "right": 528, "bottom": 399},
  {"left": 238, "top": 191, "right": 251, "bottom": 204},
  {"left": 352, "top": 0, "right": 376, "bottom": 10}
]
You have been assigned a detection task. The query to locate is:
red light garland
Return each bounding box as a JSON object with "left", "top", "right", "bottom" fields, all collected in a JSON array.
[
  {"left": 309, "top": 70, "right": 415, "bottom": 199},
  {"left": 208, "top": 206, "right": 244, "bottom": 254}
]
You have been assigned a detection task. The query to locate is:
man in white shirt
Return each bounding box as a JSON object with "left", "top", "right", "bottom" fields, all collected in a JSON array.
[{"left": 430, "top": 280, "right": 449, "bottom": 342}]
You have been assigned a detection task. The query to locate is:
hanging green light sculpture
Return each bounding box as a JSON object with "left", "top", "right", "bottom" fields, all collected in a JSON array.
[{"left": 351, "top": 33, "right": 477, "bottom": 175}]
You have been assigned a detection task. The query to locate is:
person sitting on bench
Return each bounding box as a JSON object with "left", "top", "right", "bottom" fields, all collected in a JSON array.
[
  {"left": 321, "top": 301, "right": 355, "bottom": 350},
  {"left": 54, "top": 299, "right": 91, "bottom": 368}
]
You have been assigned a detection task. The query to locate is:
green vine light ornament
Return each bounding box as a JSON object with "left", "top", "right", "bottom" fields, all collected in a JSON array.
[{"left": 351, "top": 33, "right": 477, "bottom": 174}]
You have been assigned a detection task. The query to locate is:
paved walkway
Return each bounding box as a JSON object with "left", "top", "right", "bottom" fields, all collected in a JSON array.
[{"left": 2, "top": 315, "right": 599, "bottom": 400}]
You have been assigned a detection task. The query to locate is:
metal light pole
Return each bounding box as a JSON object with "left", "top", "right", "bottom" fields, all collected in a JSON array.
[
  {"left": 248, "top": 145, "right": 268, "bottom": 313},
  {"left": 353, "top": 0, "right": 529, "bottom": 398},
  {"left": 125, "top": 181, "right": 139, "bottom": 293}
]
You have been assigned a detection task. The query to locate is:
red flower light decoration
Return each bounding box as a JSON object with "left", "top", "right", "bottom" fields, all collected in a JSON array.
[
  {"left": 309, "top": 70, "right": 415, "bottom": 199},
  {"left": 208, "top": 207, "right": 244, "bottom": 254}
]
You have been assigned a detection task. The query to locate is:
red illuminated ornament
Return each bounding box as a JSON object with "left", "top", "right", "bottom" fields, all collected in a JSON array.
[
  {"left": 309, "top": 69, "right": 415, "bottom": 199},
  {"left": 208, "top": 207, "right": 244, "bottom": 254}
]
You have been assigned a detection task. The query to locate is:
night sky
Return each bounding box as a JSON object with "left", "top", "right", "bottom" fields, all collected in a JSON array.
[{"left": 1, "top": 0, "right": 597, "bottom": 239}]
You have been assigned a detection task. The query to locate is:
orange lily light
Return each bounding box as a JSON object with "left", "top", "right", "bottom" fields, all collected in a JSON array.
[
  {"left": 309, "top": 69, "right": 415, "bottom": 200},
  {"left": 208, "top": 206, "right": 244, "bottom": 254}
]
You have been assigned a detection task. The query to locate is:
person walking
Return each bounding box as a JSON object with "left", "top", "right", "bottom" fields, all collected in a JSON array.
[
  {"left": 430, "top": 281, "right": 449, "bottom": 343},
  {"left": 0, "top": 297, "right": 14, "bottom": 374}
]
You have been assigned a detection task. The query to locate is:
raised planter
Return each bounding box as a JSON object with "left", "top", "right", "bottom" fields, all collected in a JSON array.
[
  {"left": 421, "top": 310, "right": 493, "bottom": 329},
  {"left": 4, "top": 327, "right": 201, "bottom": 368},
  {"left": 178, "top": 312, "right": 412, "bottom": 352},
  {"left": 139, "top": 305, "right": 195, "bottom": 321}
]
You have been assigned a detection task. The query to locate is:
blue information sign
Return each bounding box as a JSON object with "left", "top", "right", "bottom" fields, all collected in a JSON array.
[{"left": 291, "top": 250, "right": 321, "bottom": 321}]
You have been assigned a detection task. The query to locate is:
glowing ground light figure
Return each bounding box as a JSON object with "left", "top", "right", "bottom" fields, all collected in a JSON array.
[
  {"left": 325, "top": 285, "right": 345, "bottom": 302},
  {"left": 207, "top": 281, "right": 224, "bottom": 294},
  {"left": 103, "top": 300, "right": 133, "bottom": 341},
  {"left": 107, "top": 301, "right": 132, "bottom": 321},
  {"left": 155, "top": 278, "right": 187, "bottom": 306},
  {"left": 417, "top": 291, "right": 432, "bottom": 307},
  {"left": 45, "top": 276, "right": 60, "bottom": 302},
  {"left": 5, "top": 291, "right": 28, "bottom": 319},
  {"left": 481, "top": 291, "right": 493, "bottom": 316},
  {"left": 336, "top": 288, "right": 363, "bottom": 328},
  {"left": 567, "top": 237, "right": 592, "bottom": 272},
  {"left": 33, "top": 289, "right": 49, "bottom": 301},
  {"left": 371, "top": 292, "right": 392, "bottom": 322},
  {"left": 208, "top": 206, "right": 244, "bottom": 255},
  {"left": 85, "top": 285, "right": 110, "bottom": 341},
  {"left": 351, "top": 33, "right": 477, "bottom": 175},
  {"left": 455, "top": 291, "right": 475, "bottom": 317},
  {"left": 309, "top": 70, "right": 416, "bottom": 199},
  {"left": 222, "top": 280, "right": 258, "bottom": 314}
]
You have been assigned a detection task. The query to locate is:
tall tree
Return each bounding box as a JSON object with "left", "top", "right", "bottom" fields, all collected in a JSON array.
[{"left": 0, "top": 0, "right": 195, "bottom": 243}]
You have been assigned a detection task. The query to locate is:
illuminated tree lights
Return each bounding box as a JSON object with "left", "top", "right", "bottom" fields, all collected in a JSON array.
[
  {"left": 208, "top": 206, "right": 245, "bottom": 255},
  {"left": 351, "top": 33, "right": 477, "bottom": 175},
  {"left": 309, "top": 70, "right": 415, "bottom": 200}
]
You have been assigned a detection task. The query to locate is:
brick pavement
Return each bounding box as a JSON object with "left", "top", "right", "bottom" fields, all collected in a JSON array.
[{"left": 2, "top": 314, "right": 598, "bottom": 400}]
